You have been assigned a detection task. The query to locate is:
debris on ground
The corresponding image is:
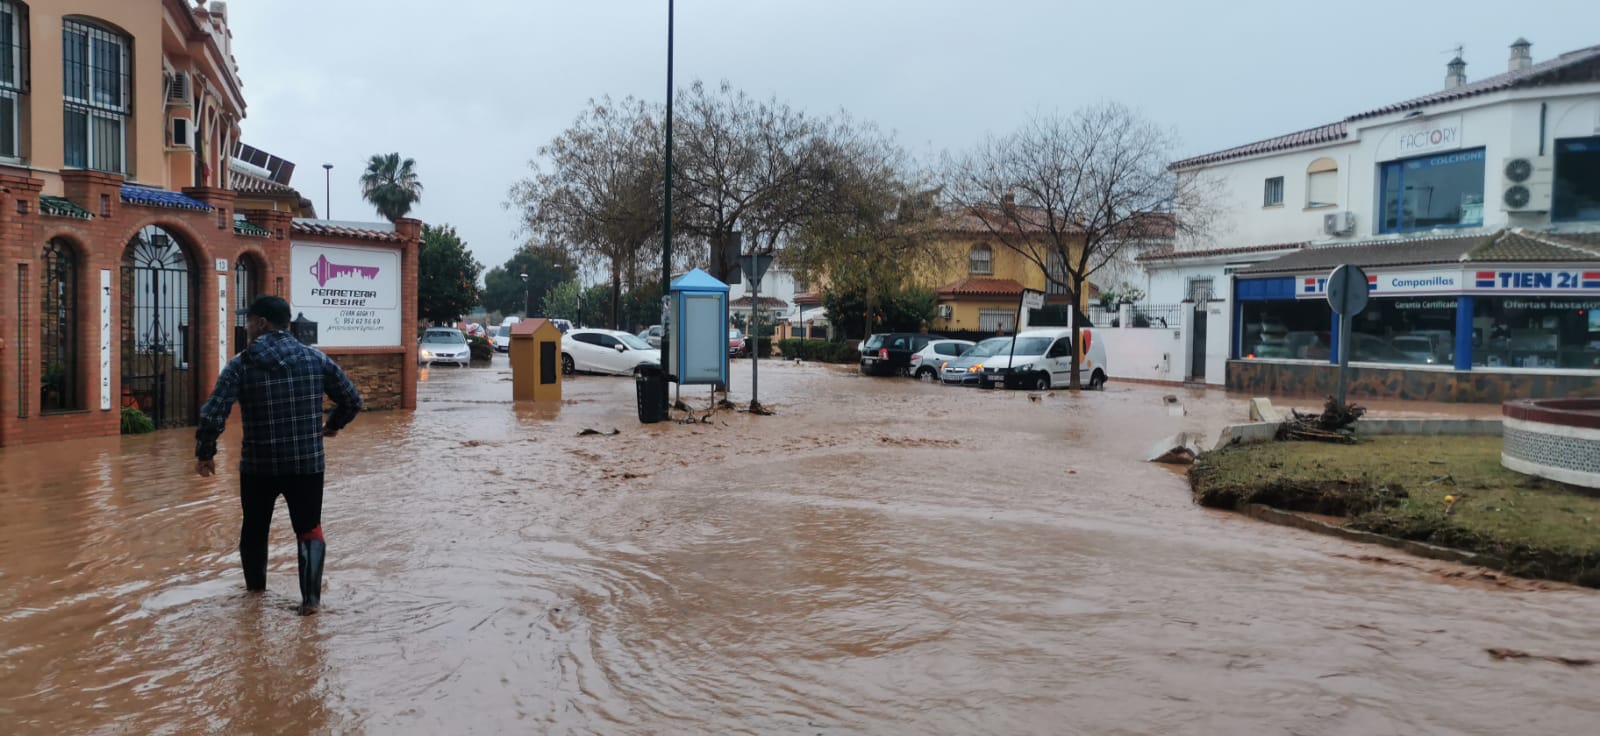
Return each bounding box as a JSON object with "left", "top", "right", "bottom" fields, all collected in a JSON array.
[
  {"left": 1486, "top": 648, "right": 1597, "bottom": 667},
  {"left": 748, "top": 401, "right": 774, "bottom": 416},
  {"left": 1276, "top": 397, "right": 1366, "bottom": 444},
  {"left": 1163, "top": 395, "right": 1186, "bottom": 417},
  {"left": 1148, "top": 432, "right": 1202, "bottom": 465},
  {"left": 577, "top": 428, "right": 620, "bottom": 436},
  {"left": 1249, "top": 397, "right": 1282, "bottom": 423}
]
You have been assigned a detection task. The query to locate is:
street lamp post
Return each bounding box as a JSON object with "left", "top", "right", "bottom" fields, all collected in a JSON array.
[
  {"left": 520, "top": 272, "right": 530, "bottom": 318},
  {"left": 658, "top": 0, "right": 675, "bottom": 416},
  {"left": 322, "top": 163, "right": 333, "bottom": 219}
]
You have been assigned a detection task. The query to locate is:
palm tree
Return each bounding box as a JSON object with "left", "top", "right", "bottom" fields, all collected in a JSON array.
[{"left": 359, "top": 153, "right": 424, "bottom": 222}]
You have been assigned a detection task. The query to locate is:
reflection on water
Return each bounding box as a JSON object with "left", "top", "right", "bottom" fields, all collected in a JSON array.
[{"left": 2, "top": 362, "right": 1597, "bottom": 734}]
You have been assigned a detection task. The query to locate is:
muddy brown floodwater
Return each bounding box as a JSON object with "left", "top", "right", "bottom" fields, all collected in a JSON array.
[{"left": 2, "top": 361, "right": 1598, "bottom": 735}]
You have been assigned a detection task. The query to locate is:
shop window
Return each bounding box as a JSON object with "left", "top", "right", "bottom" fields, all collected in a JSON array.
[
  {"left": 1553, "top": 136, "right": 1600, "bottom": 221},
  {"left": 0, "top": 1, "right": 28, "bottom": 161},
  {"left": 62, "top": 18, "right": 129, "bottom": 173},
  {"left": 1263, "top": 177, "right": 1284, "bottom": 207},
  {"left": 1240, "top": 300, "right": 1330, "bottom": 360},
  {"left": 1379, "top": 148, "right": 1485, "bottom": 233},
  {"left": 968, "top": 244, "right": 993, "bottom": 276},
  {"left": 1306, "top": 158, "right": 1338, "bottom": 207},
  {"left": 41, "top": 239, "right": 80, "bottom": 412},
  {"left": 1472, "top": 297, "right": 1600, "bottom": 370},
  {"left": 1349, "top": 298, "right": 1456, "bottom": 365}
]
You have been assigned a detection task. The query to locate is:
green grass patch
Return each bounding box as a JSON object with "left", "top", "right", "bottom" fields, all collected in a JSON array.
[{"left": 1191, "top": 436, "right": 1600, "bottom": 586}]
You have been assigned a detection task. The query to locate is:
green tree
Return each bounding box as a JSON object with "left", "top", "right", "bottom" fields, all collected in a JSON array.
[
  {"left": 481, "top": 243, "right": 576, "bottom": 317},
  {"left": 417, "top": 224, "right": 482, "bottom": 324},
  {"left": 360, "top": 152, "right": 424, "bottom": 222}
]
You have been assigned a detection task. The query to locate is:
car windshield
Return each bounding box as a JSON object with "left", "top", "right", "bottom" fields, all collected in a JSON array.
[
  {"left": 728, "top": 328, "right": 743, "bottom": 339},
  {"left": 618, "top": 333, "right": 654, "bottom": 350},
  {"left": 496, "top": 325, "right": 510, "bottom": 337},
  {"left": 964, "top": 337, "right": 1013, "bottom": 358},
  {"left": 423, "top": 330, "right": 465, "bottom": 344},
  {"left": 1009, "top": 337, "right": 1053, "bottom": 356}
]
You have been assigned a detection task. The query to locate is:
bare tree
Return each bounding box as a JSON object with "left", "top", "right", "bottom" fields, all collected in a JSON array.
[
  {"left": 508, "top": 97, "right": 663, "bottom": 329},
  {"left": 943, "top": 102, "right": 1214, "bottom": 390}
]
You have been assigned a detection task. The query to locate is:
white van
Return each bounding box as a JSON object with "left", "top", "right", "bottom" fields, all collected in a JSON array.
[
  {"left": 493, "top": 323, "right": 512, "bottom": 352},
  {"left": 976, "top": 327, "right": 1110, "bottom": 390}
]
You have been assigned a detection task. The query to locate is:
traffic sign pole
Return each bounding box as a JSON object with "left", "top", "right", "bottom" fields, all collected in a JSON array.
[{"left": 1325, "top": 264, "right": 1369, "bottom": 407}]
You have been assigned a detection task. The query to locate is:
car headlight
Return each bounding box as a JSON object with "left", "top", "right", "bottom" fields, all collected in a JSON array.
[
  {"left": 969, "top": 363, "right": 983, "bottom": 372},
  {"left": 420, "top": 350, "right": 432, "bottom": 359},
  {"left": 1015, "top": 363, "right": 1033, "bottom": 372}
]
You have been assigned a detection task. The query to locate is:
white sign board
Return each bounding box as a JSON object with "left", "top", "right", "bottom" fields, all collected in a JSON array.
[
  {"left": 1395, "top": 116, "right": 1463, "bottom": 156},
  {"left": 1021, "top": 290, "right": 1045, "bottom": 310},
  {"left": 217, "top": 274, "right": 230, "bottom": 369},
  {"left": 289, "top": 242, "right": 402, "bottom": 347},
  {"left": 99, "top": 270, "right": 112, "bottom": 411}
]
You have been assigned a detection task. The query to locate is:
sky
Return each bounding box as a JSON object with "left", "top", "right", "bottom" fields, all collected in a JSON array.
[{"left": 226, "top": 0, "right": 1597, "bottom": 273}]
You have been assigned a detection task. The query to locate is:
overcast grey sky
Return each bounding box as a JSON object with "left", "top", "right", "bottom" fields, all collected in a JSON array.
[{"left": 228, "top": 0, "right": 1596, "bottom": 271}]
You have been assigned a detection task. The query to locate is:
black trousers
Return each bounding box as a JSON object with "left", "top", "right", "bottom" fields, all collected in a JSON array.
[{"left": 239, "top": 473, "right": 325, "bottom": 564}]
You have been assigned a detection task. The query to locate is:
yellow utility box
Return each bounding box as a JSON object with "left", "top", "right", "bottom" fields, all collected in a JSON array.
[{"left": 509, "top": 319, "right": 563, "bottom": 401}]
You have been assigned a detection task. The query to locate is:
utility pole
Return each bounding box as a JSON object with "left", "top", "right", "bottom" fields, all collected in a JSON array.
[{"left": 658, "top": 0, "right": 675, "bottom": 415}]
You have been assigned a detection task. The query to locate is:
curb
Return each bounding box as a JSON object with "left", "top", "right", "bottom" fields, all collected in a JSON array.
[{"left": 1241, "top": 504, "right": 1484, "bottom": 566}]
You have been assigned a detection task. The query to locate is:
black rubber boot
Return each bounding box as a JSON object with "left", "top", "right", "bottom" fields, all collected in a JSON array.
[
  {"left": 297, "top": 539, "right": 325, "bottom": 616},
  {"left": 240, "top": 540, "right": 267, "bottom": 592}
]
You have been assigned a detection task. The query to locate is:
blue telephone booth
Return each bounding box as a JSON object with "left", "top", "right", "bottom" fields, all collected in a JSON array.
[{"left": 666, "top": 269, "right": 730, "bottom": 385}]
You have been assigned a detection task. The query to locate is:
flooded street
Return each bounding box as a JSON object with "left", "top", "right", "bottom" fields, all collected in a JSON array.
[{"left": 3, "top": 361, "right": 1598, "bottom": 735}]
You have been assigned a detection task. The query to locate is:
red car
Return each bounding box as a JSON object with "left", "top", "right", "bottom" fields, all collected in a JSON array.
[{"left": 728, "top": 328, "right": 747, "bottom": 357}]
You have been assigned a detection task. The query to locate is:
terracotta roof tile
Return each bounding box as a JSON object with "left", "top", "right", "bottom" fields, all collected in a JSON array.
[
  {"left": 1171, "top": 122, "right": 1348, "bottom": 170},
  {"left": 291, "top": 219, "right": 404, "bottom": 243},
  {"left": 938, "top": 277, "right": 1026, "bottom": 298},
  {"left": 730, "top": 295, "right": 788, "bottom": 308},
  {"left": 1239, "top": 229, "right": 1600, "bottom": 275},
  {"left": 1477, "top": 230, "right": 1600, "bottom": 261},
  {"left": 793, "top": 291, "right": 822, "bottom": 306}
]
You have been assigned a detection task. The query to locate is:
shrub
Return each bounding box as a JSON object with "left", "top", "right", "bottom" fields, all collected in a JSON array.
[
  {"left": 778, "top": 339, "right": 858, "bottom": 363},
  {"left": 121, "top": 407, "right": 155, "bottom": 435}
]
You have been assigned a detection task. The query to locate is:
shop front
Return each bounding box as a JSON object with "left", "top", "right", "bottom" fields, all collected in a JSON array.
[{"left": 1229, "top": 231, "right": 1600, "bottom": 402}]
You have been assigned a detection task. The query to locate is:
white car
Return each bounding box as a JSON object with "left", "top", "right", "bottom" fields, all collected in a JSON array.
[
  {"left": 419, "top": 328, "right": 472, "bottom": 367},
  {"left": 972, "top": 327, "right": 1111, "bottom": 390},
  {"left": 562, "top": 328, "right": 662, "bottom": 376},
  {"left": 493, "top": 323, "right": 512, "bottom": 352}
]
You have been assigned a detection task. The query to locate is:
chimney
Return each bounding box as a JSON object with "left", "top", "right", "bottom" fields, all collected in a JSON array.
[
  {"left": 1509, "top": 37, "right": 1532, "bottom": 72},
  {"left": 1445, "top": 56, "right": 1467, "bottom": 90},
  {"left": 1001, "top": 191, "right": 1015, "bottom": 208}
]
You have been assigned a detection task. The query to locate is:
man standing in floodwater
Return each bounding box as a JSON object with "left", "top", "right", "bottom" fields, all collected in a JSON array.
[{"left": 195, "top": 295, "right": 363, "bottom": 615}]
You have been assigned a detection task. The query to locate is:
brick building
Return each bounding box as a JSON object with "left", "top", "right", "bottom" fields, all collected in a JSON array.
[{"left": 0, "top": 1, "right": 417, "bottom": 447}]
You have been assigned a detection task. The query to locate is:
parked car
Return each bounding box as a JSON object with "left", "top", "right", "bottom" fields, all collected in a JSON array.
[
  {"left": 419, "top": 328, "right": 472, "bottom": 367},
  {"left": 729, "top": 328, "right": 748, "bottom": 357},
  {"left": 562, "top": 328, "right": 662, "bottom": 376},
  {"left": 908, "top": 339, "right": 976, "bottom": 381},
  {"left": 971, "top": 328, "right": 1110, "bottom": 390},
  {"left": 493, "top": 323, "right": 512, "bottom": 352},
  {"left": 1390, "top": 335, "right": 1443, "bottom": 364},
  {"left": 940, "top": 337, "right": 1015, "bottom": 386},
  {"left": 859, "top": 333, "right": 942, "bottom": 376},
  {"left": 638, "top": 324, "right": 664, "bottom": 348}
]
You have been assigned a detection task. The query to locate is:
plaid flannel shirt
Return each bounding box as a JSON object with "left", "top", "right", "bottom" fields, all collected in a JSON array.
[{"left": 196, "top": 331, "right": 363, "bottom": 476}]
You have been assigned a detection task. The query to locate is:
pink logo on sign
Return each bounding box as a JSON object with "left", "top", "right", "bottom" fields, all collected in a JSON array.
[{"left": 309, "top": 254, "right": 380, "bottom": 287}]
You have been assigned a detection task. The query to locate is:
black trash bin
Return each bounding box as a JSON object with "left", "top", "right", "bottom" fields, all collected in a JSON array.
[{"left": 635, "top": 363, "right": 666, "bottom": 424}]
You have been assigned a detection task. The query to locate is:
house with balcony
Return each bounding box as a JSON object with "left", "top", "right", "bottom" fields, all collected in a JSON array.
[
  {"left": 0, "top": 0, "right": 419, "bottom": 447},
  {"left": 1157, "top": 39, "right": 1600, "bottom": 401}
]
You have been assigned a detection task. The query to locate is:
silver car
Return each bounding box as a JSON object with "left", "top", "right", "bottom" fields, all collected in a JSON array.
[
  {"left": 909, "top": 339, "right": 975, "bottom": 381},
  {"left": 419, "top": 328, "right": 471, "bottom": 367},
  {"left": 939, "top": 337, "right": 1013, "bottom": 385},
  {"left": 637, "top": 324, "right": 664, "bottom": 348}
]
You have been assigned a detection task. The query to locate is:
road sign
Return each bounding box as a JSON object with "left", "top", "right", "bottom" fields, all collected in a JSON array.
[
  {"left": 1326, "top": 264, "right": 1369, "bottom": 316},
  {"left": 1021, "top": 289, "right": 1045, "bottom": 311},
  {"left": 739, "top": 254, "right": 773, "bottom": 285}
]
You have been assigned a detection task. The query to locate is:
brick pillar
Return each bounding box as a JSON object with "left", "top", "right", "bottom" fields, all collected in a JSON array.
[
  {"left": 238, "top": 208, "right": 294, "bottom": 296},
  {"left": 395, "top": 218, "right": 422, "bottom": 410},
  {"left": 0, "top": 171, "right": 45, "bottom": 446},
  {"left": 60, "top": 170, "right": 125, "bottom": 220},
  {"left": 182, "top": 187, "right": 239, "bottom": 233}
]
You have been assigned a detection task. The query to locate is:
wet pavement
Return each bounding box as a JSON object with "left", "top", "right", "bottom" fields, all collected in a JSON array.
[{"left": 2, "top": 360, "right": 1598, "bottom": 735}]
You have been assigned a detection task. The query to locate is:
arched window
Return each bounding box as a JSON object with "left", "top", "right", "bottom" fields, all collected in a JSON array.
[
  {"left": 62, "top": 17, "right": 129, "bottom": 173},
  {"left": 968, "top": 244, "right": 993, "bottom": 276},
  {"left": 41, "top": 238, "right": 80, "bottom": 412},
  {"left": 0, "top": 1, "right": 28, "bottom": 161},
  {"left": 1307, "top": 157, "right": 1339, "bottom": 208}
]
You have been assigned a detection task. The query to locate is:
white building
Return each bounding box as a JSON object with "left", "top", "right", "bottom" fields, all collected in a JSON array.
[
  {"left": 727, "top": 264, "right": 801, "bottom": 330},
  {"left": 1151, "top": 39, "right": 1600, "bottom": 401}
]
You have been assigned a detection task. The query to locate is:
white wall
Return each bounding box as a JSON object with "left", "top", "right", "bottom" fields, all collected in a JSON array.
[
  {"left": 1185, "top": 84, "right": 1600, "bottom": 247},
  {"left": 1101, "top": 319, "right": 1186, "bottom": 383}
]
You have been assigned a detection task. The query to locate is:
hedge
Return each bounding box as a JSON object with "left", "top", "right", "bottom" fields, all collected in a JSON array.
[{"left": 777, "top": 339, "right": 859, "bottom": 364}]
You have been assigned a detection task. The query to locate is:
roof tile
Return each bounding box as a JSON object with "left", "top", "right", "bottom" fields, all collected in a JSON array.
[
  {"left": 290, "top": 219, "right": 404, "bottom": 243},
  {"left": 1138, "top": 241, "right": 1308, "bottom": 262},
  {"left": 120, "top": 185, "right": 212, "bottom": 211},
  {"left": 40, "top": 195, "right": 93, "bottom": 220},
  {"left": 938, "top": 277, "right": 1026, "bottom": 298}
]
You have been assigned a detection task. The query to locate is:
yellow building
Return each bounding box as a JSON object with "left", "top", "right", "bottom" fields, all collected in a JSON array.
[{"left": 917, "top": 207, "right": 1088, "bottom": 334}]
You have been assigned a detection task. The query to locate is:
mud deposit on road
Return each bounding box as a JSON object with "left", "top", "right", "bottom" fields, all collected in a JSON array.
[{"left": 2, "top": 362, "right": 1598, "bottom": 734}]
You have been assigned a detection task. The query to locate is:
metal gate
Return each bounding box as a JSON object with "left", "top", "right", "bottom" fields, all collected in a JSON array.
[
  {"left": 233, "top": 257, "right": 258, "bottom": 353},
  {"left": 1190, "top": 305, "right": 1208, "bottom": 381},
  {"left": 121, "top": 226, "right": 197, "bottom": 429}
]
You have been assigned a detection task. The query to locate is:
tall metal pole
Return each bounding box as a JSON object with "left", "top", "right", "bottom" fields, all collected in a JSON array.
[
  {"left": 322, "top": 164, "right": 332, "bottom": 219},
  {"left": 658, "top": 0, "right": 674, "bottom": 414},
  {"left": 1336, "top": 312, "right": 1352, "bottom": 407},
  {"left": 750, "top": 274, "right": 761, "bottom": 410}
]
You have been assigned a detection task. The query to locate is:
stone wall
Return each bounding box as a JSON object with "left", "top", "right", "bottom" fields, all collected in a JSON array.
[
  {"left": 1227, "top": 360, "right": 1600, "bottom": 403},
  {"left": 327, "top": 352, "right": 406, "bottom": 411}
]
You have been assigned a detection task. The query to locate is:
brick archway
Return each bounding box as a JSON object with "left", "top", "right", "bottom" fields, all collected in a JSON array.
[{"left": 120, "top": 224, "right": 201, "bottom": 428}]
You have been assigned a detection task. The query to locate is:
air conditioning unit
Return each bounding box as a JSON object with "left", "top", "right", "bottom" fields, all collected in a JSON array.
[
  {"left": 1501, "top": 155, "right": 1553, "bottom": 212},
  {"left": 1322, "top": 210, "right": 1355, "bottom": 236},
  {"left": 165, "top": 71, "right": 191, "bottom": 104},
  {"left": 937, "top": 304, "right": 953, "bottom": 319},
  {"left": 170, "top": 117, "right": 195, "bottom": 149}
]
